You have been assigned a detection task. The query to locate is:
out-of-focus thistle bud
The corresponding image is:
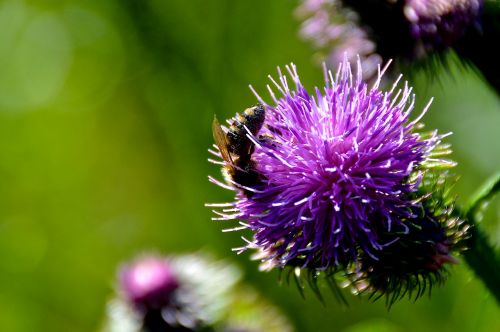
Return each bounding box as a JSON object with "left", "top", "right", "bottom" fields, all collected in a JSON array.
[
  {"left": 103, "top": 254, "right": 294, "bottom": 332},
  {"left": 120, "top": 257, "right": 179, "bottom": 313},
  {"left": 208, "top": 57, "right": 458, "bottom": 300},
  {"left": 296, "top": 0, "right": 383, "bottom": 80},
  {"left": 349, "top": 172, "right": 470, "bottom": 306}
]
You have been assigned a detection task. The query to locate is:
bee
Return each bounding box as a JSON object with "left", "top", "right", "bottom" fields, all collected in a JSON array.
[{"left": 212, "top": 104, "right": 266, "bottom": 195}]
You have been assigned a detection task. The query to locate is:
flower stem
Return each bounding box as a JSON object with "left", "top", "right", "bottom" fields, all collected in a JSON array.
[
  {"left": 455, "top": 1, "right": 500, "bottom": 96},
  {"left": 463, "top": 172, "right": 500, "bottom": 304},
  {"left": 465, "top": 172, "right": 500, "bottom": 214},
  {"left": 463, "top": 223, "right": 500, "bottom": 304}
]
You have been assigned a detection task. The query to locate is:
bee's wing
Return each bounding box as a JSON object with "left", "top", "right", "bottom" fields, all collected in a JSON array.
[{"left": 212, "top": 116, "right": 233, "bottom": 163}]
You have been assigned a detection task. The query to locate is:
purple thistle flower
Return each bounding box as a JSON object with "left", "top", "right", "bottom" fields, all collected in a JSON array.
[
  {"left": 209, "top": 58, "right": 453, "bottom": 272},
  {"left": 120, "top": 256, "right": 179, "bottom": 311},
  {"left": 405, "top": 0, "right": 483, "bottom": 56},
  {"left": 296, "top": 0, "right": 483, "bottom": 78},
  {"left": 106, "top": 254, "right": 294, "bottom": 331},
  {"left": 110, "top": 254, "right": 242, "bottom": 331},
  {"left": 296, "top": 0, "right": 382, "bottom": 80}
]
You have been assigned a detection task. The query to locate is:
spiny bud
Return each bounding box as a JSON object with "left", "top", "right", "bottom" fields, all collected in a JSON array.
[{"left": 349, "top": 172, "right": 469, "bottom": 306}]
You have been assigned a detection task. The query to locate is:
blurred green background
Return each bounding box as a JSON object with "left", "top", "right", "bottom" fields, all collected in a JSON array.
[{"left": 0, "top": 0, "right": 498, "bottom": 331}]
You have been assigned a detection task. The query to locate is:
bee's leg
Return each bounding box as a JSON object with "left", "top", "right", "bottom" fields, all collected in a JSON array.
[{"left": 258, "top": 134, "right": 276, "bottom": 147}]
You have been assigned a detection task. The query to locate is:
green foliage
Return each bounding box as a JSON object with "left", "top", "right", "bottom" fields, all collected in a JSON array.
[{"left": 0, "top": 0, "right": 498, "bottom": 331}]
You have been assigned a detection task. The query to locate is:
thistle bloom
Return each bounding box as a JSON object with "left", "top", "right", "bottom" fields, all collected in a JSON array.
[
  {"left": 105, "top": 254, "right": 293, "bottom": 332},
  {"left": 297, "top": 0, "right": 483, "bottom": 77},
  {"left": 405, "top": 0, "right": 483, "bottom": 55},
  {"left": 107, "top": 254, "right": 241, "bottom": 331},
  {"left": 120, "top": 257, "right": 179, "bottom": 311},
  {"left": 209, "top": 58, "right": 453, "bottom": 274}
]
